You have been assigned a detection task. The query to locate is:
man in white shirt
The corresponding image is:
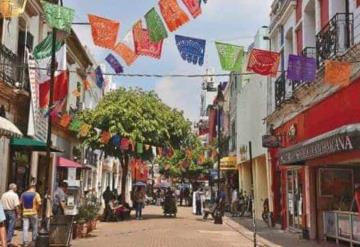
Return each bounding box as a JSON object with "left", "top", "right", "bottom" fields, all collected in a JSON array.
[{"left": 1, "top": 183, "right": 20, "bottom": 245}]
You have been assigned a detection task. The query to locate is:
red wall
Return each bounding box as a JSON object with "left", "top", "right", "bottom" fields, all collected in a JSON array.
[
  {"left": 296, "top": 0, "right": 302, "bottom": 23},
  {"left": 275, "top": 78, "right": 360, "bottom": 146},
  {"left": 296, "top": 27, "right": 303, "bottom": 55},
  {"left": 320, "top": 0, "right": 329, "bottom": 28},
  {"left": 270, "top": 77, "right": 360, "bottom": 228}
]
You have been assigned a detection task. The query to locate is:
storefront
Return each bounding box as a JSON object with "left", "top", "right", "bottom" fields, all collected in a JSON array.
[
  {"left": 269, "top": 77, "right": 360, "bottom": 242},
  {"left": 220, "top": 156, "right": 238, "bottom": 204}
]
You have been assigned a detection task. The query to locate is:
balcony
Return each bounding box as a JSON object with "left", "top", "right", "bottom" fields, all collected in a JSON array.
[
  {"left": 0, "top": 44, "right": 29, "bottom": 91},
  {"left": 270, "top": 0, "right": 296, "bottom": 32},
  {"left": 316, "top": 13, "right": 354, "bottom": 68}
]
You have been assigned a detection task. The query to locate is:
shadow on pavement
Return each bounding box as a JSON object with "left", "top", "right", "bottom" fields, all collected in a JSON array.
[{"left": 225, "top": 215, "right": 343, "bottom": 247}]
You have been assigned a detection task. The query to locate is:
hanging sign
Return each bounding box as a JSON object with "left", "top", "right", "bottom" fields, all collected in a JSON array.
[
  {"left": 105, "top": 53, "right": 124, "bottom": 74},
  {"left": 182, "top": 0, "right": 201, "bottom": 18},
  {"left": 262, "top": 135, "right": 281, "bottom": 148},
  {"left": 112, "top": 43, "right": 138, "bottom": 66},
  {"left": 0, "top": 0, "right": 27, "bottom": 18},
  {"left": 287, "top": 54, "right": 316, "bottom": 81},
  {"left": 175, "top": 35, "right": 206, "bottom": 66},
  {"left": 145, "top": 7, "right": 168, "bottom": 42},
  {"left": 27, "top": 53, "right": 48, "bottom": 143},
  {"left": 215, "top": 42, "right": 244, "bottom": 72},
  {"left": 324, "top": 60, "right": 352, "bottom": 86},
  {"left": 42, "top": 1, "right": 75, "bottom": 33},
  {"left": 133, "top": 20, "right": 163, "bottom": 59},
  {"left": 247, "top": 48, "right": 280, "bottom": 77},
  {"left": 159, "top": 0, "right": 190, "bottom": 32},
  {"left": 88, "top": 14, "right": 120, "bottom": 49}
]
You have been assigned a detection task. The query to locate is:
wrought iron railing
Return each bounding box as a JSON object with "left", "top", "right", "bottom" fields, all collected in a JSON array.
[
  {"left": 0, "top": 44, "right": 18, "bottom": 86},
  {"left": 275, "top": 72, "right": 286, "bottom": 107},
  {"left": 302, "top": 46, "right": 317, "bottom": 59},
  {"left": 316, "top": 13, "right": 354, "bottom": 67},
  {"left": 0, "top": 44, "right": 29, "bottom": 91}
]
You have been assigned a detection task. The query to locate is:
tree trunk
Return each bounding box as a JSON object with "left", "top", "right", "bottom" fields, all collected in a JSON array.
[{"left": 120, "top": 154, "right": 129, "bottom": 204}]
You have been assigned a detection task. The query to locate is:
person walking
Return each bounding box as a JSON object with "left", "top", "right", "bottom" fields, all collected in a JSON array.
[
  {"left": 1, "top": 183, "right": 20, "bottom": 245},
  {"left": 134, "top": 187, "right": 145, "bottom": 220},
  {"left": 231, "top": 187, "right": 239, "bottom": 217},
  {"left": 53, "top": 182, "right": 68, "bottom": 216},
  {"left": 102, "top": 186, "right": 113, "bottom": 222},
  {"left": 0, "top": 202, "right": 7, "bottom": 247},
  {"left": 20, "top": 185, "right": 42, "bottom": 247},
  {"left": 195, "top": 188, "right": 203, "bottom": 215}
]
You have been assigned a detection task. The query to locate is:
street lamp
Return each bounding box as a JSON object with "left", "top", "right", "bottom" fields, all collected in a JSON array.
[{"left": 215, "top": 84, "right": 224, "bottom": 193}]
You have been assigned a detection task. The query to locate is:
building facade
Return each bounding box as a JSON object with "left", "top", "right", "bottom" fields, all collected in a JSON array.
[{"left": 267, "top": 0, "right": 360, "bottom": 243}]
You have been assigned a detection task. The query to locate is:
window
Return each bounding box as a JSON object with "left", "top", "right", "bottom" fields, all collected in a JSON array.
[{"left": 279, "top": 25, "right": 284, "bottom": 47}]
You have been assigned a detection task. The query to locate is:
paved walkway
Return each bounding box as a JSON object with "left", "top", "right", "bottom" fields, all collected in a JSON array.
[
  {"left": 72, "top": 206, "right": 252, "bottom": 247},
  {"left": 71, "top": 206, "right": 340, "bottom": 247},
  {"left": 5, "top": 206, "right": 343, "bottom": 247}
]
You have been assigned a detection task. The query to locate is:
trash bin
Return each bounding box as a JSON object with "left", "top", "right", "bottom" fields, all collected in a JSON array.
[{"left": 49, "top": 215, "right": 74, "bottom": 247}]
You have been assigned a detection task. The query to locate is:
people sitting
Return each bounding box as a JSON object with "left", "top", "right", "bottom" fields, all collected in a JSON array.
[{"left": 105, "top": 196, "right": 131, "bottom": 222}]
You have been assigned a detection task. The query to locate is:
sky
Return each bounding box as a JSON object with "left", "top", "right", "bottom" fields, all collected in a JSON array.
[{"left": 63, "top": 0, "right": 273, "bottom": 121}]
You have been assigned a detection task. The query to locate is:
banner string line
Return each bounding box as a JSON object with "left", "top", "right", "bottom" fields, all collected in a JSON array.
[{"left": 1, "top": 58, "right": 359, "bottom": 78}]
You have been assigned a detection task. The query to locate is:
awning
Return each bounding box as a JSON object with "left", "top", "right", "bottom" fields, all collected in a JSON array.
[
  {"left": 11, "top": 137, "right": 62, "bottom": 152},
  {"left": 0, "top": 117, "right": 22, "bottom": 138},
  {"left": 57, "top": 157, "right": 83, "bottom": 169},
  {"left": 220, "top": 156, "right": 237, "bottom": 170},
  {"left": 279, "top": 124, "right": 360, "bottom": 165}
]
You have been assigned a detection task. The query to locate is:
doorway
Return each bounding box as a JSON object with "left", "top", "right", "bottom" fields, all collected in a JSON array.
[
  {"left": 37, "top": 155, "right": 52, "bottom": 198},
  {"left": 287, "top": 169, "right": 305, "bottom": 232}
]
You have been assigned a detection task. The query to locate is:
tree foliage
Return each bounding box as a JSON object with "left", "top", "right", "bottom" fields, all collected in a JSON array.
[
  {"left": 76, "top": 87, "right": 192, "bottom": 202},
  {"left": 157, "top": 133, "right": 213, "bottom": 183}
]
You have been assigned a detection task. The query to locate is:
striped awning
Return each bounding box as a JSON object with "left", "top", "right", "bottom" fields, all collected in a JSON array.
[{"left": 0, "top": 117, "right": 22, "bottom": 138}]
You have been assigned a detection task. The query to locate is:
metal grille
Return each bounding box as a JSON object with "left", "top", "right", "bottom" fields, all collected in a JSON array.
[{"left": 316, "top": 13, "right": 354, "bottom": 68}]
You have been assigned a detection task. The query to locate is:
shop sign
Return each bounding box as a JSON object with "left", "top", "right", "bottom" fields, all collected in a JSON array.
[
  {"left": 279, "top": 133, "right": 360, "bottom": 164},
  {"left": 27, "top": 55, "right": 48, "bottom": 143},
  {"left": 262, "top": 135, "right": 281, "bottom": 148}
]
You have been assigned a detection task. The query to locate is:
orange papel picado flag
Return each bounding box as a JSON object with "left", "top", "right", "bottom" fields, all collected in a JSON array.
[
  {"left": 112, "top": 42, "right": 138, "bottom": 66},
  {"left": 100, "top": 131, "right": 111, "bottom": 144},
  {"left": 88, "top": 14, "right": 120, "bottom": 49},
  {"left": 324, "top": 60, "right": 352, "bottom": 87},
  {"left": 159, "top": 0, "right": 190, "bottom": 32},
  {"left": 59, "top": 114, "right": 71, "bottom": 128}
]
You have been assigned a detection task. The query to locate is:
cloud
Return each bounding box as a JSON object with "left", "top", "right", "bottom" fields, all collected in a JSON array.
[{"left": 155, "top": 77, "right": 201, "bottom": 121}]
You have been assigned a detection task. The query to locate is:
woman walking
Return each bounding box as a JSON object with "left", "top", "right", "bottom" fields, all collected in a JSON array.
[{"left": 134, "top": 187, "right": 145, "bottom": 220}]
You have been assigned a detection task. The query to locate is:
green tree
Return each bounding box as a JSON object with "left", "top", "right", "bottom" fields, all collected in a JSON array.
[
  {"left": 76, "top": 87, "right": 191, "bottom": 203},
  {"left": 157, "top": 133, "right": 213, "bottom": 186}
]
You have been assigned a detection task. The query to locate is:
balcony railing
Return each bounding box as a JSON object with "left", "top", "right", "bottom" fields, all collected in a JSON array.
[
  {"left": 302, "top": 46, "right": 317, "bottom": 59},
  {"left": 275, "top": 72, "right": 286, "bottom": 107},
  {"left": 0, "top": 44, "right": 29, "bottom": 91},
  {"left": 0, "top": 44, "right": 18, "bottom": 86},
  {"left": 316, "top": 13, "right": 354, "bottom": 68}
]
